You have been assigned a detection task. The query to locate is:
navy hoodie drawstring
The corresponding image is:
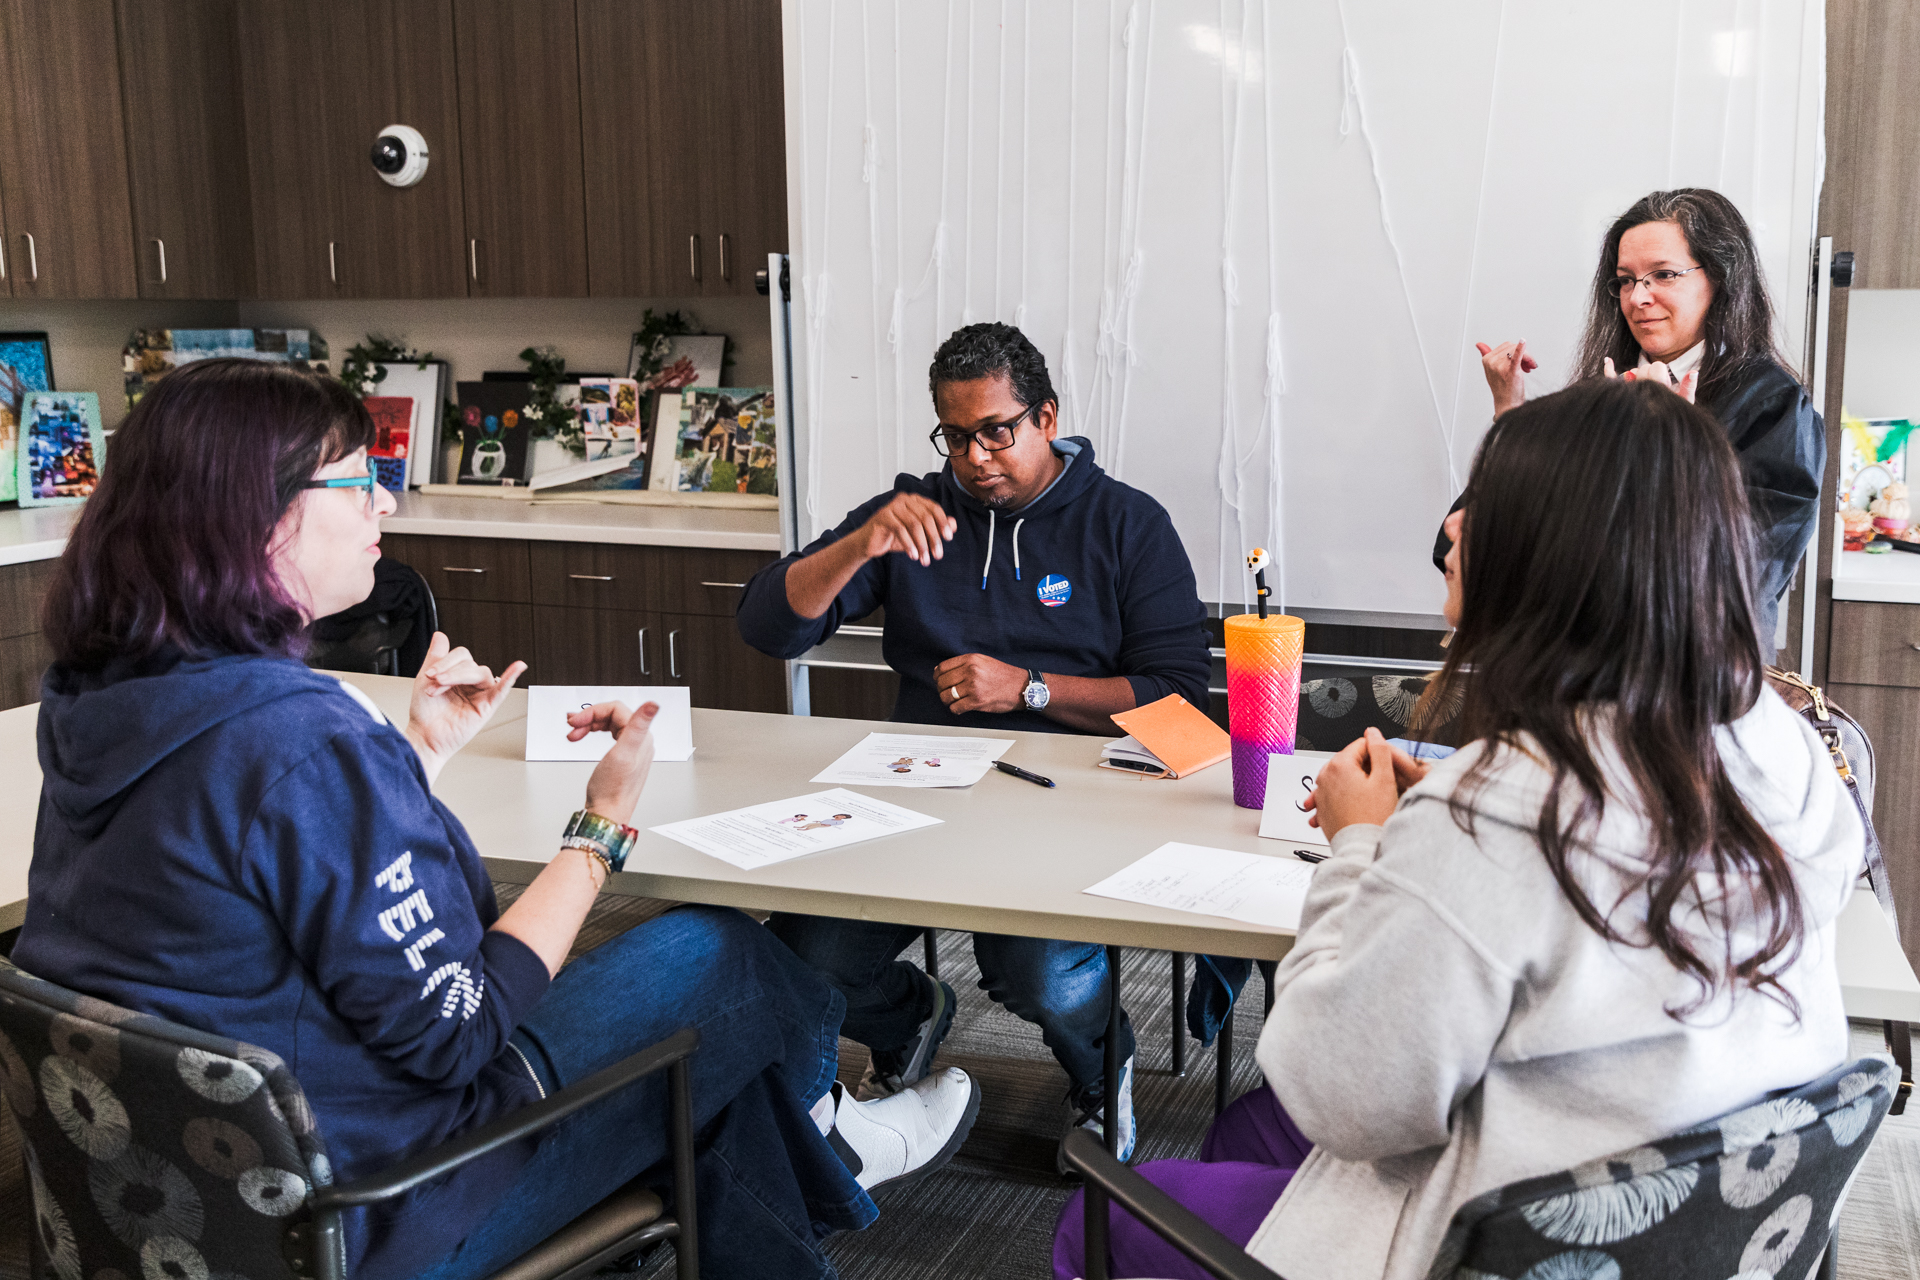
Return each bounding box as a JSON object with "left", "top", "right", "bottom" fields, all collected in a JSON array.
[
  {"left": 980, "top": 509, "right": 996, "bottom": 589},
  {"left": 979, "top": 511, "right": 1029, "bottom": 587},
  {"left": 1012, "top": 518, "right": 1025, "bottom": 581}
]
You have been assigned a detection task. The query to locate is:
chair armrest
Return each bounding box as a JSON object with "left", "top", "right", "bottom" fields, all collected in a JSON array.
[
  {"left": 1059, "top": 1129, "right": 1285, "bottom": 1280},
  {"left": 311, "top": 1025, "right": 699, "bottom": 1210}
]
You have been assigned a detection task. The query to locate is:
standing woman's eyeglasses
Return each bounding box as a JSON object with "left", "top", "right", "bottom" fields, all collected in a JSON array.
[
  {"left": 1606, "top": 266, "right": 1705, "bottom": 298},
  {"left": 300, "top": 472, "right": 381, "bottom": 511}
]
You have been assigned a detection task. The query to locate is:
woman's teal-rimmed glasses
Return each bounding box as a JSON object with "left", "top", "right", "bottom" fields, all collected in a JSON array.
[{"left": 300, "top": 471, "right": 381, "bottom": 511}]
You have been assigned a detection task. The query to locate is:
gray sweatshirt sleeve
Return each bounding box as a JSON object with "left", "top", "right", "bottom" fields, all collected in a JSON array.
[{"left": 1256, "top": 805, "right": 1518, "bottom": 1163}]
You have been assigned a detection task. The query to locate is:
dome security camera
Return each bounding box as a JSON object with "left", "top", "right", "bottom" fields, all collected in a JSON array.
[{"left": 370, "top": 124, "right": 429, "bottom": 188}]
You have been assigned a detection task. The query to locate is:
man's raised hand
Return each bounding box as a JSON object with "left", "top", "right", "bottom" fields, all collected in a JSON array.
[{"left": 859, "top": 493, "right": 957, "bottom": 567}]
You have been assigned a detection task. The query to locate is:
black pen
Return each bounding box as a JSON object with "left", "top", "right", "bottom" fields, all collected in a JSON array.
[
  {"left": 994, "top": 760, "right": 1056, "bottom": 788},
  {"left": 1293, "top": 849, "right": 1327, "bottom": 864}
]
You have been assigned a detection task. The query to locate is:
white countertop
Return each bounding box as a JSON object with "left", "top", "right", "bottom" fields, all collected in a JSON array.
[
  {"left": 0, "top": 493, "right": 784, "bottom": 566},
  {"left": 1833, "top": 548, "right": 1920, "bottom": 605}
]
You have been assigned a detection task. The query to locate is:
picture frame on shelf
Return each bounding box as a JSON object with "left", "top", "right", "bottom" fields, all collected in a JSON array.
[
  {"left": 18, "top": 391, "right": 105, "bottom": 508},
  {"left": 369, "top": 359, "right": 449, "bottom": 486},
  {"left": 652, "top": 387, "right": 778, "bottom": 497},
  {"left": 0, "top": 330, "right": 54, "bottom": 504}
]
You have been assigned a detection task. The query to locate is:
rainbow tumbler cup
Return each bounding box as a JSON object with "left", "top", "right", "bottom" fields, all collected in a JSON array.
[{"left": 1224, "top": 612, "right": 1305, "bottom": 808}]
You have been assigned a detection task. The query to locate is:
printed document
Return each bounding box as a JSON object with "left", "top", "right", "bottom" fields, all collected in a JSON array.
[
  {"left": 810, "top": 732, "right": 1015, "bottom": 788},
  {"left": 1258, "top": 753, "right": 1331, "bottom": 851},
  {"left": 525, "top": 686, "right": 694, "bottom": 762},
  {"left": 651, "top": 788, "right": 941, "bottom": 870},
  {"left": 1084, "top": 842, "right": 1316, "bottom": 930}
]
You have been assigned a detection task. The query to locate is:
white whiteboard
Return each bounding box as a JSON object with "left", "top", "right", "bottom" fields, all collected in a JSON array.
[{"left": 781, "top": 0, "right": 1824, "bottom": 624}]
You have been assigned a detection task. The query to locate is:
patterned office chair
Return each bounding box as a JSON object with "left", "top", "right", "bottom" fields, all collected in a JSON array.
[
  {"left": 1062, "top": 1053, "right": 1901, "bottom": 1280},
  {"left": 0, "top": 954, "right": 699, "bottom": 1279}
]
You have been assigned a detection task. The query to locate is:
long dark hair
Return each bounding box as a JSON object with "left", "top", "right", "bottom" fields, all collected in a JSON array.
[
  {"left": 1571, "top": 188, "right": 1793, "bottom": 407},
  {"left": 1433, "top": 378, "right": 1803, "bottom": 1015},
  {"left": 44, "top": 359, "right": 375, "bottom": 670}
]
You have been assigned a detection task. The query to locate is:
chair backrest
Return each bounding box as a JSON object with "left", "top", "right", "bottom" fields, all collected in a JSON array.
[
  {"left": 1427, "top": 1054, "right": 1900, "bottom": 1280},
  {"left": 0, "top": 955, "right": 332, "bottom": 1280},
  {"left": 307, "top": 558, "right": 438, "bottom": 677}
]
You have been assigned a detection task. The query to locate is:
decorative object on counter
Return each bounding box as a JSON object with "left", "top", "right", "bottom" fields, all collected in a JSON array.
[
  {"left": 625, "top": 308, "right": 697, "bottom": 383},
  {"left": 363, "top": 397, "right": 414, "bottom": 492},
  {"left": 454, "top": 381, "right": 533, "bottom": 486},
  {"left": 1842, "top": 508, "right": 1876, "bottom": 553},
  {"left": 517, "top": 345, "right": 585, "bottom": 456},
  {"left": 122, "top": 329, "right": 329, "bottom": 410},
  {"left": 1871, "top": 481, "right": 1913, "bottom": 534},
  {"left": 1223, "top": 609, "right": 1304, "bottom": 809},
  {"left": 337, "top": 338, "right": 455, "bottom": 487},
  {"left": 653, "top": 387, "right": 778, "bottom": 496},
  {"left": 17, "top": 392, "right": 104, "bottom": 508},
  {"left": 0, "top": 331, "right": 54, "bottom": 504},
  {"left": 576, "top": 377, "right": 643, "bottom": 460}
]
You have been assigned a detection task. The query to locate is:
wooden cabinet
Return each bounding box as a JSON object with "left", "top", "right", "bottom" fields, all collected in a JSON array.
[
  {"left": 1822, "top": 2, "right": 1920, "bottom": 287},
  {"left": 1828, "top": 602, "right": 1920, "bottom": 687},
  {"left": 0, "top": 0, "right": 137, "bottom": 299},
  {"left": 1827, "top": 681, "right": 1920, "bottom": 979},
  {"left": 238, "top": 1, "right": 348, "bottom": 297},
  {"left": 579, "top": 0, "right": 787, "bottom": 297},
  {"left": 0, "top": 559, "right": 57, "bottom": 712},
  {"left": 114, "top": 0, "right": 256, "bottom": 299},
  {"left": 454, "top": 0, "right": 589, "bottom": 297}
]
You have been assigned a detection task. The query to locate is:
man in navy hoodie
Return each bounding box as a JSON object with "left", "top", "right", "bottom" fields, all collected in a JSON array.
[{"left": 737, "top": 322, "right": 1210, "bottom": 1165}]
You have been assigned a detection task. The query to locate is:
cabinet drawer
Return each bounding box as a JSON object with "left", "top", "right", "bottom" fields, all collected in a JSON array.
[
  {"left": 1829, "top": 601, "right": 1920, "bottom": 688},
  {"left": 0, "top": 559, "right": 59, "bottom": 641},
  {"left": 529, "top": 542, "right": 663, "bottom": 609},
  {"left": 384, "top": 535, "right": 532, "bottom": 604},
  {"left": 655, "top": 546, "right": 777, "bottom": 616}
]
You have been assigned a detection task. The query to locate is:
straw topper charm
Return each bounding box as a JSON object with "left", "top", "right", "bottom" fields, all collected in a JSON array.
[{"left": 1247, "top": 547, "right": 1272, "bottom": 620}]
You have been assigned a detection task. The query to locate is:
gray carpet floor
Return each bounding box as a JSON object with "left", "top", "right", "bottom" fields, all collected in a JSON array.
[{"left": 3, "top": 895, "right": 1917, "bottom": 1279}]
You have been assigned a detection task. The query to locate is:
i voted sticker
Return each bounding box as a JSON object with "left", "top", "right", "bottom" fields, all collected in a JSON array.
[{"left": 1037, "top": 574, "right": 1072, "bottom": 607}]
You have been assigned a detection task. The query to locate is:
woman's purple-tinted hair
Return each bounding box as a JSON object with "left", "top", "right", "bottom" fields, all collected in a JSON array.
[{"left": 44, "top": 358, "right": 375, "bottom": 669}]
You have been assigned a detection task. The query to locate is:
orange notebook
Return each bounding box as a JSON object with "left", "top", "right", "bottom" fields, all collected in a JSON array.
[{"left": 1104, "top": 694, "right": 1231, "bottom": 779}]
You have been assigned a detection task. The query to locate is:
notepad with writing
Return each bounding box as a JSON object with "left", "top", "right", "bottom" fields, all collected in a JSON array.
[{"left": 1105, "top": 694, "right": 1231, "bottom": 779}]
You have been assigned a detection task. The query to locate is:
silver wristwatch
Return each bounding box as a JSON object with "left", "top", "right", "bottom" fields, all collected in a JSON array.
[{"left": 1022, "top": 668, "right": 1050, "bottom": 709}]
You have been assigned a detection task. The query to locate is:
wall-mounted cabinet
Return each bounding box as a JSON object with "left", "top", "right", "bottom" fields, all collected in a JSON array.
[
  {"left": 0, "top": 0, "right": 138, "bottom": 299},
  {"left": 237, "top": 2, "right": 348, "bottom": 298}
]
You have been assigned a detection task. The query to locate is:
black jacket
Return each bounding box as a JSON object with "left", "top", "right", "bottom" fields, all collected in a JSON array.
[{"left": 1431, "top": 362, "right": 1825, "bottom": 638}]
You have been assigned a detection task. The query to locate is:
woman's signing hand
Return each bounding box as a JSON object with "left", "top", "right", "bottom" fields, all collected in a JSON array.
[
  {"left": 1307, "top": 728, "right": 1407, "bottom": 840},
  {"left": 406, "top": 632, "right": 526, "bottom": 782},
  {"left": 1477, "top": 340, "right": 1536, "bottom": 417},
  {"left": 576, "top": 700, "right": 659, "bottom": 826}
]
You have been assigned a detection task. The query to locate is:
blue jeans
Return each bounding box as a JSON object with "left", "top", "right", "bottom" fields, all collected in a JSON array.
[
  {"left": 766, "top": 914, "right": 1135, "bottom": 1104},
  {"left": 416, "top": 905, "right": 876, "bottom": 1280}
]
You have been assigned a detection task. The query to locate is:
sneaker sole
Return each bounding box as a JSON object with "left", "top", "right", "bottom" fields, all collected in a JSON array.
[{"left": 862, "top": 1078, "right": 983, "bottom": 1197}]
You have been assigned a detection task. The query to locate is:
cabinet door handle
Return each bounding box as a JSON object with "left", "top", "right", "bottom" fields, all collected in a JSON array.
[
  {"left": 441, "top": 566, "right": 487, "bottom": 575},
  {"left": 568, "top": 573, "right": 615, "bottom": 582},
  {"left": 328, "top": 240, "right": 338, "bottom": 284},
  {"left": 0, "top": 235, "right": 7, "bottom": 279},
  {"left": 469, "top": 238, "right": 480, "bottom": 282},
  {"left": 689, "top": 233, "right": 701, "bottom": 282},
  {"left": 21, "top": 233, "right": 36, "bottom": 281},
  {"left": 151, "top": 238, "right": 167, "bottom": 284},
  {"left": 668, "top": 629, "right": 682, "bottom": 680},
  {"left": 637, "top": 627, "right": 650, "bottom": 676},
  {"left": 1910, "top": 643, "right": 1920, "bottom": 652},
  {"left": 699, "top": 581, "right": 748, "bottom": 589},
  {"left": 719, "top": 232, "right": 731, "bottom": 282}
]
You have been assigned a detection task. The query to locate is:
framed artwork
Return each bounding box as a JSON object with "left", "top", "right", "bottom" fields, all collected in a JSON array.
[
  {"left": 370, "top": 360, "right": 449, "bottom": 486},
  {"left": 454, "top": 381, "right": 533, "bottom": 486},
  {"left": 122, "top": 329, "right": 330, "bottom": 409},
  {"left": 652, "top": 387, "right": 777, "bottom": 496},
  {"left": 18, "top": 391, "right": 104, "bottom": 508},
  {"left": 0, "top": 331, "right": 54, "bottom": 503}
]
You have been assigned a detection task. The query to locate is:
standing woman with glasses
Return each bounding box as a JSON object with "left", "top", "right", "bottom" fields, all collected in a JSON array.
[{"left": 1449, "top": 188, "right": 1824, "bottom": 642}]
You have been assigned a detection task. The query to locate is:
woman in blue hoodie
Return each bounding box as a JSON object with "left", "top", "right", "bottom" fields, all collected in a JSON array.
[{"left": 15, "top": 359, "right": 978, "bottom": 1280}]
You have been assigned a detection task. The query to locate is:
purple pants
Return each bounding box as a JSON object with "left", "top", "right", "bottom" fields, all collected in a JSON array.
[{"left": 1053, "top": 1084, "right": 1311, "bottom": 1280}]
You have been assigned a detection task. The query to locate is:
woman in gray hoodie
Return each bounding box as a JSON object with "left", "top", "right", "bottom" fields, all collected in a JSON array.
[{"left": 1056, "top": 378, "right": 1862, "bottom": 1280}]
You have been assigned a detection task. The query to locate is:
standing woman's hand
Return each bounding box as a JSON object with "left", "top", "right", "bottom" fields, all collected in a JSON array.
[
  {"left": 406, "top": 631, "right": 526, "bottom": 783},
  {"left": 1477, "top": 340, "right": 1537, "bottom": 417},
  {"left": 1605, "top": 357, "right": 1698, "bottom": 404}
]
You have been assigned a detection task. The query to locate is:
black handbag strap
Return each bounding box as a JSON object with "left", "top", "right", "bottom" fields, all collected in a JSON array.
[{"left": 1770, "top": 669, "right": 1901, "bottom": 945}]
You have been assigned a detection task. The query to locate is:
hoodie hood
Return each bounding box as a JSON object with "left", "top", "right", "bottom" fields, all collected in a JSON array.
[
  {"left": 936, "top": 435, "right": 1094, "bottom": 588},
  {"left": 37, "top": 653, "right": 364, "bottom": 836}
]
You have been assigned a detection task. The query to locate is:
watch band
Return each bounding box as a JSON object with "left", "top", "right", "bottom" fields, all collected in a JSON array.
[{"left": 561, "top": 810, "right": 639, "bottom": 874}]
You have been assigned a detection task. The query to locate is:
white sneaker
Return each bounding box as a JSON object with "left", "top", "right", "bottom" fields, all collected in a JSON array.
[{"left": 826, "top": 1067, "right": 981, "bottom": 1193}]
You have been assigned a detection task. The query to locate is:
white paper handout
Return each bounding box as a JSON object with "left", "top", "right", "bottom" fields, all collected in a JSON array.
[
  {"left": 1258, "top": 753, "right": 1331, "bottom": 851},
  {"left": 651, "top": 788, "right": 941, "bottom": 870},
  {"left": 1084, "top": 842, "right": 1316, "bottom": 931},
  {"left": 810, "top": 732, "right": 1016, "bottom": 788},
  {"left": 525, "top": 686, "right": 694, "bottom": 762}
]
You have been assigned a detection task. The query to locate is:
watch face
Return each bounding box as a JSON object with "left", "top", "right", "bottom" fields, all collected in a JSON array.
[{"left": 1025, "top": 680, "right": 1050, "bottom": 709}]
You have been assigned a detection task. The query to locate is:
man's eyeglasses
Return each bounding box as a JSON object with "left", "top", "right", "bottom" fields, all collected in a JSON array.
[
  {"left": 1606, "top": 266, "right": 1705, "bottom": 298},
  {"left": 301, "top": 471, "right": 381, "bottom": 511},
  {"left": 928, "top": 404, "right": 1038, "bottom": 458}
]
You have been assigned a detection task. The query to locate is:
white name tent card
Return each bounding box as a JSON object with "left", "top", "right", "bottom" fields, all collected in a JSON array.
[
  {"left": 651, "top": 788, "right": 941, "bottom": 871},
  {"left": 810, "top": 732, "right": 1016, "bottom": 788},
  {"left": 1084, "top": 842, "right": 1316, "bottom": 931},
  {"left": 524, "top": 686, "right": 694, "bottom": 762},
  {"left": 1258, "top": 752, "right": 1332, "bottom": 853}
]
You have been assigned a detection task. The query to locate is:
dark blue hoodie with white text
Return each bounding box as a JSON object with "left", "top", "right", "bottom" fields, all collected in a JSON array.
[
  {"left": 15, "top": 653, "right": 552, "bottom": 1279},
  {"left": 737, "top": 437, "right": 1211, "bottom": 731}
]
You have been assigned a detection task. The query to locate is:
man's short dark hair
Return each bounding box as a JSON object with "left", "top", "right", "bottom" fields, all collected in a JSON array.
[{"left": 928, "top": 322, "right": 1057, "bottom": 413}]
